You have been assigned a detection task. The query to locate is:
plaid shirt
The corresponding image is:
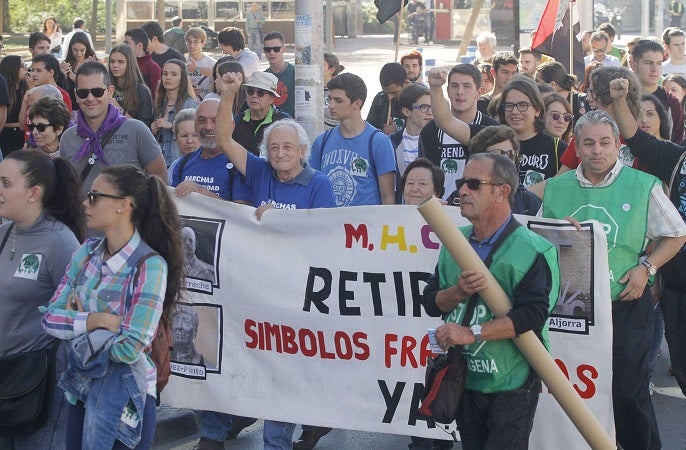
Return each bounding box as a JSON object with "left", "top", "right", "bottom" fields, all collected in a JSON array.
[{"left": 42, "top": 230, "right": 167, "bottom": 396}]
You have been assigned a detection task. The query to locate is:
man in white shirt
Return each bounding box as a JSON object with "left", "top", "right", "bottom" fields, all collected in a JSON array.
[
  {"left": 583, "top": 31, "right": 620, "bottom": 67},
  {"left": 62, "top": 18, "right": 94, "bottom": 55},
  {"left": 663, "top": 28, "right": 686, "bottom": 74},
  {"left": 217, "top": 27, "right": 259, "bottom": 80},
  {"left": 184, "top": 27, "right": 216, "bottom": 100}
]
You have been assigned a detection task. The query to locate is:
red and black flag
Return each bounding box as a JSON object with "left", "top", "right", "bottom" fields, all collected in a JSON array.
[
  {"left": 532, "top": 0, "right": 585, "bottom": 81},
  {"left": 375, "top": 0, "right": 409, "bottom": 23}
]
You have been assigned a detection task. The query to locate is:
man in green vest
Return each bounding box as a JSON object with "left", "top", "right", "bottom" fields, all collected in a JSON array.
[
  {"left": 422, "top": 153, "right": 559, "bottom": 449},
  {"left": 540, "top": 110, "right": 686, "bottom": 450}
]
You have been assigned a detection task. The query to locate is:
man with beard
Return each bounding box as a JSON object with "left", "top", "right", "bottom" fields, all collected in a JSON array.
[
  {"left": 171, "top": 302, "right": 206, "bottom": 365},
  {"left": 181, "top": 226, "right": 215, "bottom": 282},
  {"left": 401, "top": 50, "right": 426, "bottom": 84},
  {"left": 170, "top": 98, "right": 249, "bottom": 202}
]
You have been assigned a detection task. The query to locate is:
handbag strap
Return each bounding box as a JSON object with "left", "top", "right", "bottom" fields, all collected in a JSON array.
[
  {"left": 459, "top": 217, "right": 522, "bottom": 326},
  {"left": 79, "top": 125, "right": 122, "bottom": 182},
  {"left": 0, "top": 223, "right": 15, "bottom": 255}
]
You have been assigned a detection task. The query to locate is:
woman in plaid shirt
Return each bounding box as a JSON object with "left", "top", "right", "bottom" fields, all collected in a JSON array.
[{"left": 42, "top": 165, "right": 183, "bottom": 450}]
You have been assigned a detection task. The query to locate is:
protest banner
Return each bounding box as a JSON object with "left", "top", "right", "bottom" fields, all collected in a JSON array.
[{"left": 164, "top": 193, "right": 615, "bottom": 446}]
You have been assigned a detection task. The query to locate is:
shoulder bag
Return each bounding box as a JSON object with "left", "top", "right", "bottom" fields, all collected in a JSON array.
[{"left": 0, "top": 224, "right": 57, "bottom": 435}]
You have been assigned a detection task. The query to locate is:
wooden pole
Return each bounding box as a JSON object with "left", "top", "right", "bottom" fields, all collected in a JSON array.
[{"left": 456, "top": 0, "right": 484, "bottom": 62}]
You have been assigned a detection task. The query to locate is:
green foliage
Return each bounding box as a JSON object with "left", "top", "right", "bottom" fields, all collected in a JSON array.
[
  {"left": 8, "top": 0, "right": 112, "bottom": 34},
  {"left": 361, "top": 1, "right": 399, "bottom": 34}
]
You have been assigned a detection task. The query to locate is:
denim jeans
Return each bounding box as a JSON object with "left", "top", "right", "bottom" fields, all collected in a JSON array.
[
  {"left": 201, "top": 411, "right": 290, "bottom": 447},
  {"left": 612, "top": 289, "right": 661, "bottom": 450},
  {"left": 264, "top": 420, "right": 296, "bottom": 450},
  {"left": 0, "top": 342, "right": 69, "bottom": 450},
  {"left": 456, "top": 373, "right": 541, "bottom": 450},
  {"left": 66, "top": 394, "right": 157, "bottom": 450},
  {"left": 661, "top": 286, "right": 686, "bottom": 396},
  {"left": 248, "top": 30, "right": 263, "bottom": 59}
]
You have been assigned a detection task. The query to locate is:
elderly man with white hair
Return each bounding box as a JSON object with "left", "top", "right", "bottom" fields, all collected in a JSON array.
[{"left": 474, "top": 31, "right": 497, "bottom": 66}]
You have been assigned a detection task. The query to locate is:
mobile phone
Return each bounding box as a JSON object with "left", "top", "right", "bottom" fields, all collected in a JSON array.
[{"left": 427, "top": 328, "right": 446, "bottom": 354}]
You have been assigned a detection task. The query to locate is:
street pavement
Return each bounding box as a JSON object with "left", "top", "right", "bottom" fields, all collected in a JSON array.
[{"left": 152, "top": 34, "right": 686, "bottom": 449}]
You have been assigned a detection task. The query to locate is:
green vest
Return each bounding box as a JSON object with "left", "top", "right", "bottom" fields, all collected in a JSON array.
[
  {"left": 542, "top": 168, "right": 657, "bottom": 300},
  {"left": 438, "top": 223, "right": 560, "bottom": 393}
]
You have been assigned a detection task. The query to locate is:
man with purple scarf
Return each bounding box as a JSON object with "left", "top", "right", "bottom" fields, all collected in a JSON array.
[{"left": 59, "top": 61, "right": 166, "bottom": 201}]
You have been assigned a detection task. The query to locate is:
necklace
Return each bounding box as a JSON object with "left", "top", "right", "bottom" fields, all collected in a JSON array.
[{"left": 10, "top": 229, "right": 23, "bottom": 261}]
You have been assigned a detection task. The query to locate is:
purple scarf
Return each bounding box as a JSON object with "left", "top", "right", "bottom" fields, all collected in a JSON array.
[{"left": 74, "top": 104, "right": 127, "bottom": 164}]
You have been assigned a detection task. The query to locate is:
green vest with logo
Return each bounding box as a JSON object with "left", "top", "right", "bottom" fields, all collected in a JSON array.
[
  {"left": 438, "top": 223, "right": 559, "bottom": 393},
  {"left": 542, "top": 168, "right": 657, "bottom": 300}
]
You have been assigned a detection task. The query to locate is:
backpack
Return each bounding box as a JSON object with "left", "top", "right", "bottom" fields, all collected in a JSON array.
[{"left": 76, "top": 247, "right": 172, "bottom": 395}]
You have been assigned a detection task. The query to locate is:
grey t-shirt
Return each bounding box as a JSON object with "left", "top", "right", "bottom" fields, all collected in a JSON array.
[
  {"left": 0, "top": 215, "right": 80, "bottom": 356},
  {"left": 60, "top": 118, "right": 163, "bottom": 197}
]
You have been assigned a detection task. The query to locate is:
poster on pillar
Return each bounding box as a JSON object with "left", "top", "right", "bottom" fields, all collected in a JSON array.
[{"left": 163, "top": 193, "right": 615, "bottom": 446}]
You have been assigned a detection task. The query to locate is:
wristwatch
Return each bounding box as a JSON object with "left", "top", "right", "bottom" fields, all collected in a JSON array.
[
  {"left": 470, "top": 324, "right": 483, "bottom": 344},
  {"left": 642, "top": 259, "right": 657, "bottom": 277}
]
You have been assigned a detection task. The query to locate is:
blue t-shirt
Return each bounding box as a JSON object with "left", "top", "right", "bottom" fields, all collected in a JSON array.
[
  {"left": 170, "top": 148, "right": 249, "bottom": 201},
  {"left": 309, "top": 123, "right": 396, "bottom": 207},
  {"left": 245, "top": 152, "right": 335, "bottom": 209}
]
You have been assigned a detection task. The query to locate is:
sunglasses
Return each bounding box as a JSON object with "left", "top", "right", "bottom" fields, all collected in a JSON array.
[
  {"left": 456, "top": 178, "right": 504, "bottom": 190},
  {"left": 549, "top": 111, "right": 574, "bottom": 122},
  {"left": 87, "top": 190, "right": 125, "bottom": 206},
  {"left": 263, "top": 46, "right": 282, "bottom": 53},
  {"left": 27, "top": 122, "right": 53, "bottom": 132},
  {"left": 245, "top": 87, "right": 269, "bottom": 97},
  {"left": 75, "top": 87, "right": 107, "bottom": 99}
]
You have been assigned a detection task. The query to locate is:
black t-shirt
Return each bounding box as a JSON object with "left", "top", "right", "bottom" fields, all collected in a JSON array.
[
  {"left": 0, "top": 75, "right": 10, "bottom": 108},
  {"left": 518, "top": 132, "right": 567, "bottom": 186},
  {"left": 152, "top": 47, "right": 185, "bottom": 70}
]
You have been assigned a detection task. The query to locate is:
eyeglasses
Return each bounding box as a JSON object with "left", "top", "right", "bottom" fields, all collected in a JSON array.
[
  {"left": 75, "top": 87, "right": 107, "bottom": 99},
  {"left": 456, "top": 178, "right": 504, "bottom": 190},
  {"left": 502, "top": 102, "right": 531, "bottom": 112},
  {"left": 27, "top": 122, "right": 53, "bottom": 132},
  {"left": 185, "top": 39, "right": 203, "bottom": 46},
  {"left": 245, "top": 87, "right": 269, "bottom": 97},
  {"left": 178, "top": 132, "right": 199, "bottom": 140},
  {"left": 592, "top": 47, "right": 607, "bottom": 54},
  {"left": 411, "top": 103, "right": 432, "bottom": 113},
  {"left": 549, "top": 111, "right": 574, "bottom": 122},
  {"left": 263, "top": 46, "right": 282, "bottom": 53},
  {"left": 87, "top": 190, "right": 125, "bottom": 206},
  {"left": 488, "top": 148, "right": 516, "bottom": 160}
]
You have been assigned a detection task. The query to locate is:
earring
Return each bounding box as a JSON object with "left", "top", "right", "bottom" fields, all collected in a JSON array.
[{"left": 117, "top": 208, "right": 122, "bottom": 213}]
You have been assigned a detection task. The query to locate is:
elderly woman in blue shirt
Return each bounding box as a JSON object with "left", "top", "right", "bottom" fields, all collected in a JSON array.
[{"left": 216, "top": 71, "right": 335, "bottom": 218}]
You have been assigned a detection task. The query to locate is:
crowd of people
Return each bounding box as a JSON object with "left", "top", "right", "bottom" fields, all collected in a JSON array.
[{"left": 0, "top": 6, "right": 685, "bottom": 450}]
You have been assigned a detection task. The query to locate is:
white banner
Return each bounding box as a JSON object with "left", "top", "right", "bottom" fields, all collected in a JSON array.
[{"left": 164, "top": 193, "right": 615, "bottom": 447}]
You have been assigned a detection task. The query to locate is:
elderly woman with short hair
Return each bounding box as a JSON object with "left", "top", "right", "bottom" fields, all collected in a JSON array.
[{"left": 24, "top": 97, "right": 72, "bottom": 158}]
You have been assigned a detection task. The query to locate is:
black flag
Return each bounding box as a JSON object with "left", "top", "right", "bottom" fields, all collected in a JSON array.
[{"left": 375, "top": 0, "right": 408, "bottom": 24}]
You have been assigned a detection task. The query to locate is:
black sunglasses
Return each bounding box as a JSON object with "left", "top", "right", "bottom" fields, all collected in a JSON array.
[
  {"left": 75, "top": 87, "right": 107, "bottom": 99},
  {"left": 456, "top": 178, "right": 504, "bottom": 190},
  {"left": 27, "top": 122, "right": 53, "bottom": 132},
  {"left": 245, "top": 87, "right": 269, "bottom": 97},
  {"left": 87, "top": 190, "right": 125, "bottom": 205},
  {"left": 263, "top": 46, "right": 282, "bottom": 53}
]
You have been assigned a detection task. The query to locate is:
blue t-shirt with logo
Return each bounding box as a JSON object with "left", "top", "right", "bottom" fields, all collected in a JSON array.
[
  {"left": 244, "top": 152, "right": 335, "bottom": 209},
  {"left": 170, "top": 148, "right": 249, "bottom": 201},
  {"left": 309, "top": 123, "right": 396, "bottom": 207}
]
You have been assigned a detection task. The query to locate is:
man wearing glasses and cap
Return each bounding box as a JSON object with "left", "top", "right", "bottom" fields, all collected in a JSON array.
[{"left": 232, "top": 71, "right": 290, "bottom": 155}]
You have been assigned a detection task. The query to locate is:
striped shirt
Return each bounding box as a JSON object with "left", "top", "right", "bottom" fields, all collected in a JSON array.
[{"left": 42, "top": 230, "right": 167, "bottom": 397}]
